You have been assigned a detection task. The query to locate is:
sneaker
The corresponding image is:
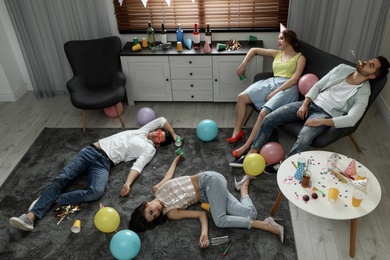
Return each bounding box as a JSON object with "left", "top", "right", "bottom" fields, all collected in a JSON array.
[
  {"left": 9, "top": 214, "right": 34, "bottom": 231},
  {"left": 229, "top": 156, "right": 245, "bottom": 167},
  {"left": 264, "top": 163, "right": 281, "bottom": 174},
  {"left": 28, "top": 197, "right": 40, "bottom": 212}
]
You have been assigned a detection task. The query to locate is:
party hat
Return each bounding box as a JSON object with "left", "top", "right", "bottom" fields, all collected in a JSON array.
[
  {"left": 342, "top": 159, "right": 357, "bottom": 179},
  {"left": 280, "top": 23, "right": 287, "bottom": 32},
  {"left": 203, "top": 41, "right": 212, "bottom": 54},
  {"left": 184, "top": 39, "right": 192, "bottom": 50},
  {"left": 294, "top": 163, "right": 305, "bottom": 181},
  {"left": 348, "top": 179, "right": 369, "bottom": 193}
]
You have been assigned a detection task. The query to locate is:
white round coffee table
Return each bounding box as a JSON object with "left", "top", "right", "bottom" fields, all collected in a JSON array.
[{"left": 269, "top": 150, "right": 381, "bottom": 257}]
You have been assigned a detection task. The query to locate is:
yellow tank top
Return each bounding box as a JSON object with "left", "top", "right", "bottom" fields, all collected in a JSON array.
[{"left": 272, "top": 50, "right": 302, "bottom": 78}]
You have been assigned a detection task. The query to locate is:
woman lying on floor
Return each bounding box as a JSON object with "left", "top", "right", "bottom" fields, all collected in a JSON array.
[{"left": 128, "top": 155, "right": 284, "bottom": 248}]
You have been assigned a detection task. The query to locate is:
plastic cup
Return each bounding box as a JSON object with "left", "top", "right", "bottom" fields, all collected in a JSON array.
[
  {"left": 328, "top": 188, "right": 339, "bottom": 203},
  {"left": 71, "top": 220, "right": 81, "bottom": 233},
  {"left": 301, "top": 174, "right": 311, "bottom": 188},
  {"left": 209, "top": 236, "right": 230, "bottom": 246},
  {"left": 175, "top": 136, "right": 183, "bottom": 147},
  {"left": 176, "top": 41, "right": 183, "bottom": 52},
  {"left": 357, "top": 170, "right": 367, "bottom": 180},
  {"left": 141, "top": 38, "right": 148, "bottom": 47},
  {"left": 239, "top": 73, "right": 247, "bottom": 81},
  {"left": 352, "top": 191, "right": 364, "bottom": 207},
  {"left": 133, "top": 37, "right": 139, "bottom": 46},
  {"left": 201, "top": 203, "right": 210, "bottom": 212},
  {"left": 132, "top": 43, "right": 141, "bottom": 51},
  {"left": 249, "top": 35, "right": 257, "bottom": 42},
  {"left": 217, "top": 43, "right": 226, "bottom": 51}
]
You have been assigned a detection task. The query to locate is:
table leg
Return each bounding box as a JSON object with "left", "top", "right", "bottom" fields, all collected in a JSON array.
[
  {"left": 349, "top": 218, "right": 357, "bottom": 258},
  {"left": 270, "top": 191, "right": 284, "bottom": 217}
]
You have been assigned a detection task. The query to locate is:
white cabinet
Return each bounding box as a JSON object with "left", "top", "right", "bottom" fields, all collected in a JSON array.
[
  {"left": 170, "top": 56, "right": 213, "bottom": 101},
  {"left": 213, "top": 56, "right": 262, "bottom": 102},
  {"left": 120, "top": 56, "right": 172, "bottom": 105}
]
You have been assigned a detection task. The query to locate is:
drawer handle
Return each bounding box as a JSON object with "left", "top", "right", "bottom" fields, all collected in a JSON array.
[
  {"left": 191, "top": 84, "right": 194, "bottom": 87},
  {"left": 191, "top": 95, "right": 194, "bottom": 98},
  {"left": 215, "top": 79, "right": 218, "bottom": 82},
  {"left": 189, "top": 61, "right": 192, "bottom": 64},
  {"left": 190, "top": 73, "right": 193, "bottom": 76},
  {"left": 166, "top": 78, "right": 169, "bottom": 81}
]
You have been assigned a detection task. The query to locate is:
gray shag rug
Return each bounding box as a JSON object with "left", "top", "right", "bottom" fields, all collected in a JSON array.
[{"left": 0, "top": 128, "right": 297, "bottom": 260}]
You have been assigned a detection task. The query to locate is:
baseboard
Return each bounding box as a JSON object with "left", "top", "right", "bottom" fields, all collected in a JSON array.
[
  {"left": 0, "top": 83, "right": 29, "bottom": 102},
  {"left": 377, "top": 95, "right": 390, "bottom": 129}
]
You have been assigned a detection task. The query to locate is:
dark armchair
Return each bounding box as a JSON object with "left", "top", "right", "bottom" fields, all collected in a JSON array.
[
  {"left": 64, "top": 36, "right": 126, "bottom": 132},
  {"left": 244, "top": 40, "right": 387, "bottom": 152}
]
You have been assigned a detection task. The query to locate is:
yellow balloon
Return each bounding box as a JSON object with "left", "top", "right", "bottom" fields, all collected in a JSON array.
[
  {"left": 94, "top": 207, "right": 120, "bottom": 233},
  {"left": 243, "top": 154, "right": 266, "bottom": 176}
]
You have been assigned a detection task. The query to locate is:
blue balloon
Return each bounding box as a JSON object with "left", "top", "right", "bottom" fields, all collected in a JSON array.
[
  {"left": 196, "top": 119, "right": 218, "bottom": 141},
  {"left": 110, "top": 230, "right": 141, "bottom": 260}
]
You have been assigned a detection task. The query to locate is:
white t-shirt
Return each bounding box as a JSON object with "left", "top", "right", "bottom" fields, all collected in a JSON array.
[{"left": 98, "top": 117, "right": 167, "bottom": 174}]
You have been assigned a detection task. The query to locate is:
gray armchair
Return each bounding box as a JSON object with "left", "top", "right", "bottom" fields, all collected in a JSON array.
[
  {"left": 64, "top": 36, "right": 126, "bottom": 132},
  {"left": 244, "top": 40, "right": 387, "bottom": 152}
]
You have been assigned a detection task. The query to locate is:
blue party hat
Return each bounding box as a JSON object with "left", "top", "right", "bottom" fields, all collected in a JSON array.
[{"left": 294, "top": 163, "right": 305, "bottom": 181}]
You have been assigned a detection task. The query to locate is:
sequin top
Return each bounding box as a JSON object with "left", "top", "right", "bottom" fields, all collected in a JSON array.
[{"left": 155, "top": 176, "right": 198, "bottom": 214}]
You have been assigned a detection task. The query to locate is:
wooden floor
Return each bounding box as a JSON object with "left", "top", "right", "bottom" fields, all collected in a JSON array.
[{"left": 1, "top": 92, "right": 389, "bottom": 260}]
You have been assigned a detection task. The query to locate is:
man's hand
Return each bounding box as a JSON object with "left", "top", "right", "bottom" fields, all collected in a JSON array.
[
  {"left": 297, "top": 105, "right": 309, "bottom": 120},
  {"left": 120, "top": 183, "right": 131, "bottom": 197}
]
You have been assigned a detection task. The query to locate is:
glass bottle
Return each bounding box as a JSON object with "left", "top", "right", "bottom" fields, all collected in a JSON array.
[
  {"left": 205, "top": 23, "right": 212, "bottom": 48},
  {"left": 160, "top": 23, "right": 167, "bottom": 44},
  {"left": 176, "top": 24, "right": 184, "bottom": 43},
  {"left": 147, "top": 21, "right": 156, "bottom": 50},
  {"left": 193, "top": 23, "right": 200, "bottom": 50}
]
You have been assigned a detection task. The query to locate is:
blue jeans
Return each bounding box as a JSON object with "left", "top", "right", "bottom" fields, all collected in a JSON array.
[
  {"left": 31, "top": 146, "right": 111, "bottom": 219},
  {"left": 198, "top": 171, "right": 257, "bottom": 229},
  {"left": 251, "top": 101, "right": 331, "bottom": 157}
]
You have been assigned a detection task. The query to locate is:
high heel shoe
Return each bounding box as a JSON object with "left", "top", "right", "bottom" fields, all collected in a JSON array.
[
  {"left": 225, "top": 130, "right": 245, "bottom": 143},
  {"left": 234, "top": 175, "right": 249, "bottom": 190},
  {"left": 264, "top": 217, "right": 284, "bottom": 243}
]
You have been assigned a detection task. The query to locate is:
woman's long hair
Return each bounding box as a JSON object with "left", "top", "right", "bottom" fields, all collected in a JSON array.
[
  {"left": 282, "top": 29, "right": 300, "bottom": 52},
  {"left": 128, "top": 202, "right": 168, "bottom": 233}
]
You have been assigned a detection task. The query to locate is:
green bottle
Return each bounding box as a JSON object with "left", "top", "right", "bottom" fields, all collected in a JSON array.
[{"left": 147, "top": 21, "right": 156, "bottom": 50}]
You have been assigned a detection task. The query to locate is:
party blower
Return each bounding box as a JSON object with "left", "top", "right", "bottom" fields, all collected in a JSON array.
[{"left": 351, "top": 50, "right": 362, "bottom": 65}]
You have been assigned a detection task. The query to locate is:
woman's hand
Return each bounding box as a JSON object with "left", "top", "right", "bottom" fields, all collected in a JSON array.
[
  {"left": 199, "top": 233, "right": 210, "bottom": 248},
  {"left": 236, "top": 63, "right": 246, "bottom": 77},
  {"left": 120, "top": 183, "right": 131, "bottom": 197}
]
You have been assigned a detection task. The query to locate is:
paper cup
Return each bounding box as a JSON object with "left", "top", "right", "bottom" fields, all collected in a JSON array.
[
  {"left": 201, "top": 203, "right": 210, "bottom": 212},
  {"left": 141, "top": 38, "right": 148, "bottom": 48},
  {"left": 133, "top": 37, "right": 139, "bottom": 46},
  {"left": 132, "top": 43, "right": 141, "bottom": 51},
  {"left": 71, "top": 220, "right": 81, "bottom": 233},
  {"left": 357, "top": 170, "right": 367, "bottom": 180},
  {"left": 175, "top": 147, "right": 185, "bottom": 158},
  {"left": 217, "top": 43, "right": 226, "bottom": 51},
  {"left": 176, "top": 41, "right": 183, "bottom": 52},
  {"left": 239, "top": 73, "right": 247, "bottom": 81},
  {"left": 175, "top": 136, "right": 183, "bottom": 147},
  {"left": 352, "top": 191, "right": 364, "bottom": 207},
  {"left": 249, "top": 35, "right": 257, "bottom": 42},
  {"left": 328, "top": 188, "right": 339, "bottom": 203}
]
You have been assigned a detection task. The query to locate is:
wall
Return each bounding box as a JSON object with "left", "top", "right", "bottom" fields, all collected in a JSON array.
[
  {"left": 0, "top": 0, "right": 30, "bottom": 102},
  {"left": 378, "top": 12, "right": 390, "bottom": 127}
]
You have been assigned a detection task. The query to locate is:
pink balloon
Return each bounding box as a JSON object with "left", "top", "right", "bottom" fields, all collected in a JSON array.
[
  {"left": 260, "top": 142, "right": 285, "bottom": 164},
  {"left": 104, "top": 102, "right": 123, "bottom": 118},
  {"left": 298, "top": 73, "right": 319, "bottom": 95}
]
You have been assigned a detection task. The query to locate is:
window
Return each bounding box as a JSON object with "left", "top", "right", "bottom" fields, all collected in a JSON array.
[{"left": 113, "top": 0, "right": 289, "bottom": 33}]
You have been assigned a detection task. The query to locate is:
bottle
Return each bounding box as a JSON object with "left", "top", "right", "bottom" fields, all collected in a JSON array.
[
  {"left": 205, "top": 24, "right": 212, "bottom": 48},
  {"left": 147, "top": 21, "right": 156, "bottom": 50},
  {"left": 176, "top": 24, "right": 184, "bottom": 43},
  {"left": 160, "top": 23, "right": 167, "bottom": 44},
  {"left": 193, "top": 23, "right": 200, "bottom": 50}
]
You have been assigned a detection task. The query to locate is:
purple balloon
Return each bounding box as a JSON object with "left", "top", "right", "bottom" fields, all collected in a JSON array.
[{"left": 137, "top": 107, "right": 156, "bottom": 126}]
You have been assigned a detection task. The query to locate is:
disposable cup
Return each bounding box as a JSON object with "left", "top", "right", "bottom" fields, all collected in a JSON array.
[
  {"left": 133, "top": 37, "right": 139, "bottom": 45},
  {"left": 175, "top": 147, "right": 185, "bottom": 158},
  {"left": 201, "top": 203, "right": 210, "bottom": 212},
  {"left": 71, "top": 220, "right": 81, "bottom": 233},
  {"left": 239, "top": 73, "right": 247, "bottom": 81},
  {"left": 328, "top": 187, "right": 339, "bottom": 203},
  {"left": 357, "top": 170, "right": 367, "bottom": 180},
  {"left": 249, "top": 35, "right": 257, "bottom": 42},
  {"left": 301, "top": 174, "right": 311, "bottom": 188},
  {"left": 176, "top": 41, "right": 183, "bottom": 52},
  {"left": 175, "top": 136, "right": 183, "bottom": 147},
  {"left": 210, "top": 236, "right": 230, "bottom": 246},
  {"left": 132, "top": 43, "right": 141, "bottom": 51},
  {"left": 217, "top": 43, "right": 226, "bottom": 51},
  {"left": 141, "top": 38, "right": 148, "bottom": 47},
  {"left": 352, "top": 191, "right": 364, "bottom": 207}
]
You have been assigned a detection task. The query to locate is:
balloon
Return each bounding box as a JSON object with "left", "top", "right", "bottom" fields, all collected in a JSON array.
[
  {"left": 104, "top": 102, "right": 123, "bottom": 118},
  {"left": 298, "top": 73, "right": 319, "bottom": 95},
  {"left": 136, "top": 107, "right": 156, "bottom": 126},
  {"left": 196, "top": 119, "right": 218, "bottom": 141},
  {"left": 260, "top": 142, "right": 285, "bottom": 164},
  {"left": 110, "top": 230, "right": 141, "bottom": 260},
  {"left": 243, "top": 153, "right": 266, "bottom": 176},
  {"left": 94, "top": 207, "right": 120, "bottom": 233}
]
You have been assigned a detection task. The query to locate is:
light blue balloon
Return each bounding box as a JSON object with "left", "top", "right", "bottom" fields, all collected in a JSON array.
[
  {"left": 196, "top": 119, "right": 218, "bottom": 141},
  {"left": 110, "top": 230, "right": 141, "bottom": 260}
]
